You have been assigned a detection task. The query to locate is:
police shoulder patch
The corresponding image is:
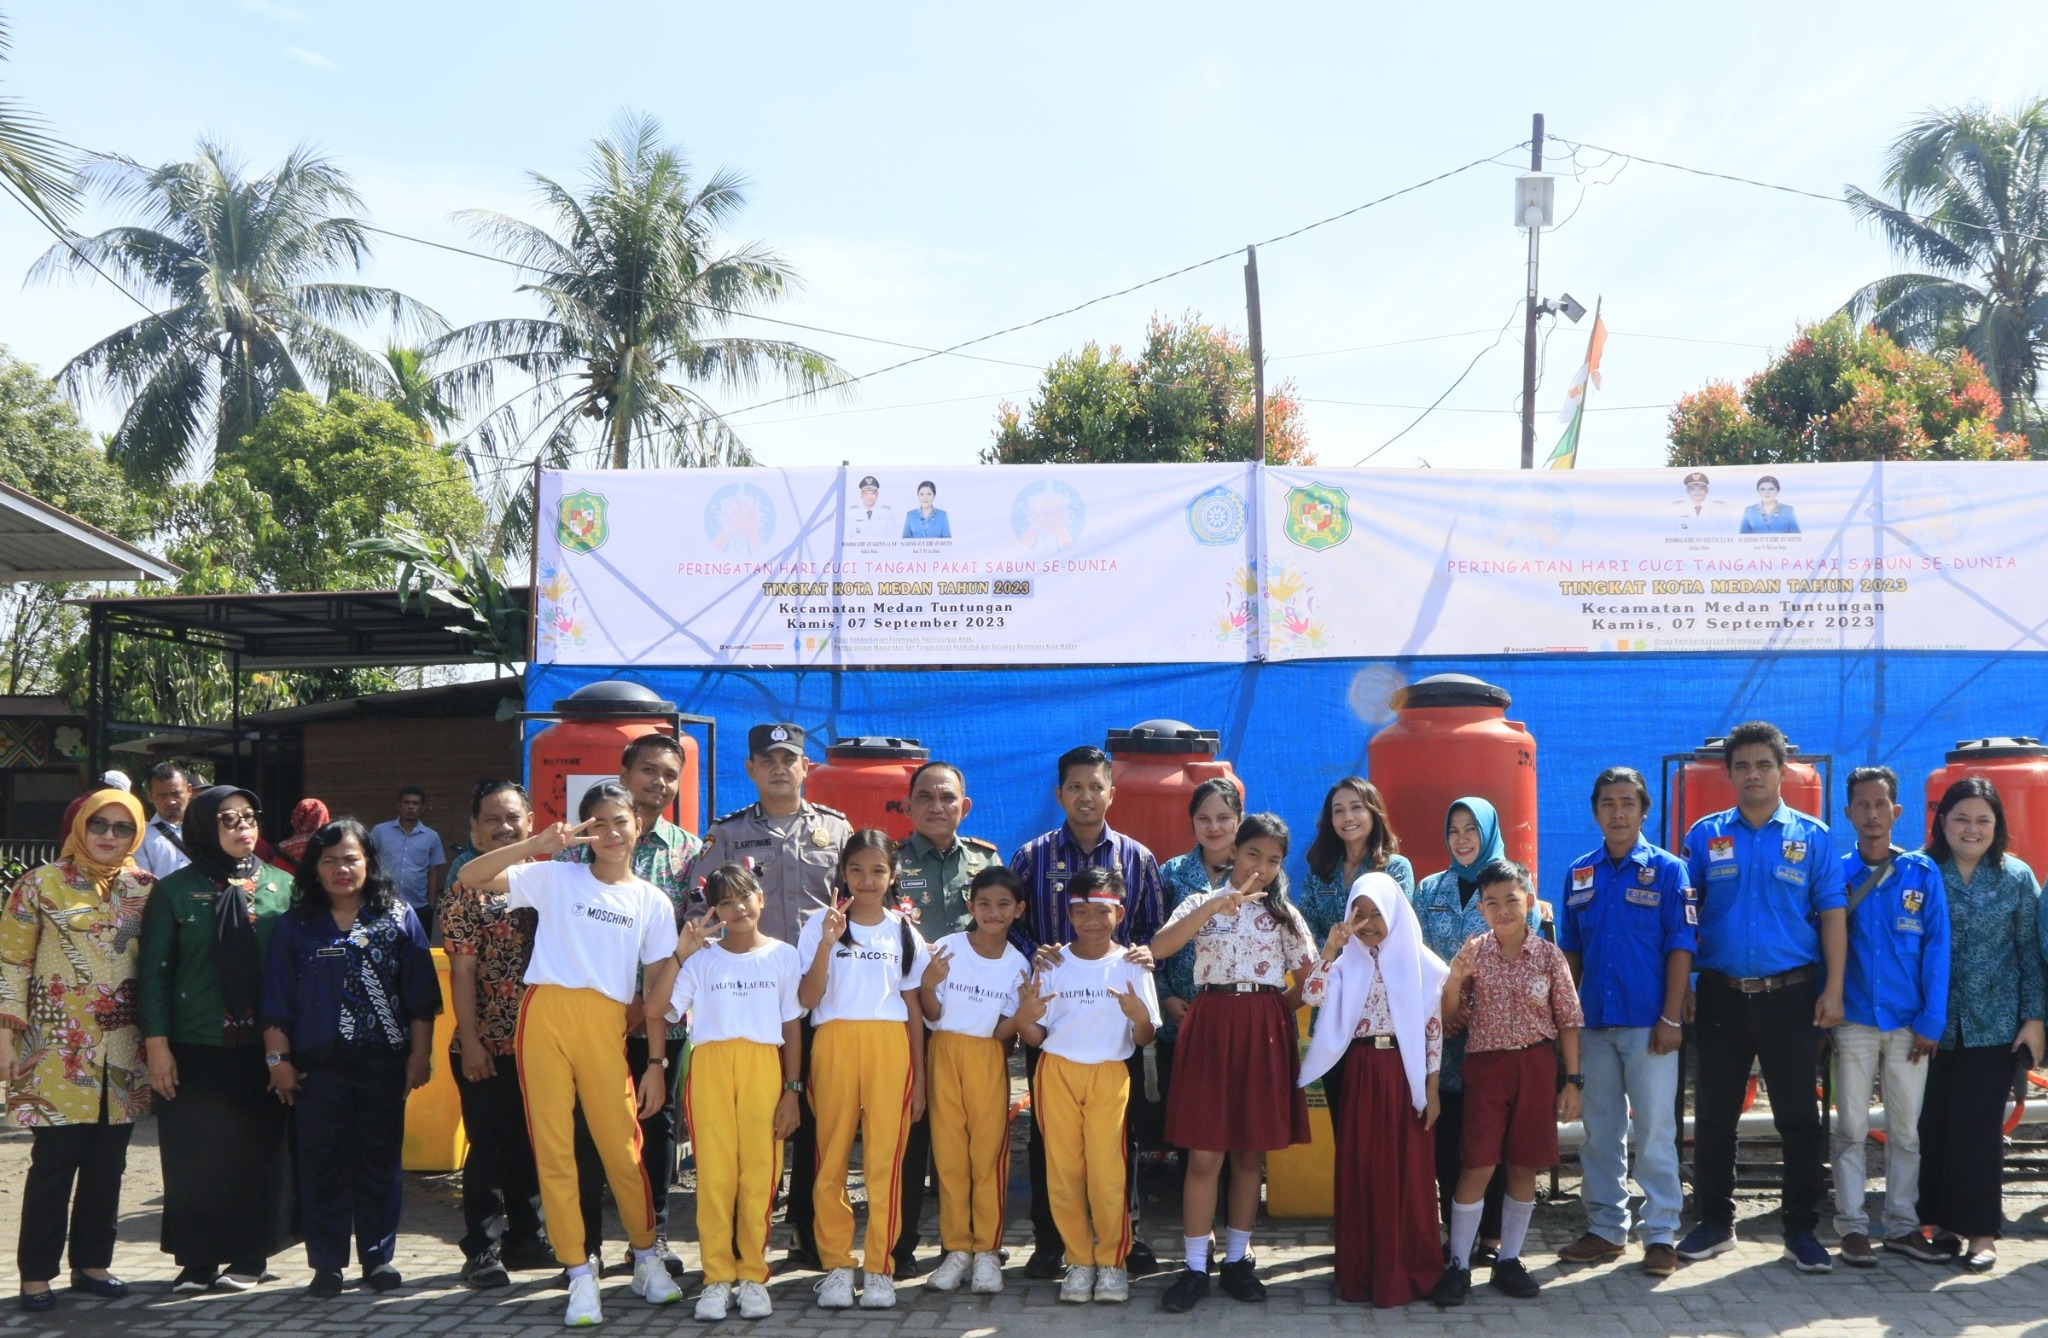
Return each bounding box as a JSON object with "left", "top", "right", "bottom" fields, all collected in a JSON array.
[
  {"left": 711, "top": 807, "right": 754, "bottom": 826},
  {"left": 808, "top": 802, "right": 848, "bottom": 821}
]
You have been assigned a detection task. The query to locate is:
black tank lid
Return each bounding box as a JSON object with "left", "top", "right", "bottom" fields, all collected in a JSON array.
[
  {"left": 1693, "top": 736, "right": 1805, "bottom": 759},
  {"left": 1106, "top": 719, "right": 1220, "bottom": 756},
  {"left": 824, "top": 736, "right": 929, "bottom": 761},
  {"left": 553, "top": 680, "right": 678, "bottom": 716},
  {"left": 1392, "top": 673, "right": 1511, "bottom": 711},
  {"left": 1947, "top": 736, "right": 2048, "bottom": 762}
]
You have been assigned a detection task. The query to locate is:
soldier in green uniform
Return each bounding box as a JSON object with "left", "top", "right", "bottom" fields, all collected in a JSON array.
[
  {"left": 890, "top": 761, "right": 1001, "bottom": 1277},
  {"left": 684, "top": 722, "right": 851, "bottom": 1271}
]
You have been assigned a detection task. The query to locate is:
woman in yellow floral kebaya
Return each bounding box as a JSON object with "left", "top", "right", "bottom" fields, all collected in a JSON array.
[{"left": 0, "top": 787, "right": 153, "bottom": 1312}]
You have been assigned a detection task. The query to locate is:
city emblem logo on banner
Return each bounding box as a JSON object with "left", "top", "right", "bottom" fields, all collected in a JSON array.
[
  {"left": 1186, "top": 484, "right": 1248, "bottom": 545},
  {"left": 703, "top": 482, "right": 779, "bottom": 555},
  {"left": 1282, "top": 483, "right": 1351, "bottom": 551},
  {"left": 557, "top": 491, "right": 609, "bottom": 554}
]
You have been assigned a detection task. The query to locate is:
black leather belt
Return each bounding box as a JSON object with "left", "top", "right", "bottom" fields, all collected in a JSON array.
[
  {"left": 1353, "top": 1033, "right": 1398, "bottom": 1050},
  {"left": 1700, "top": 966, "right": 1815, "bottom": 994},
  {"left": 1201, "top": 982, "right": 1280, "bottom": 994}
]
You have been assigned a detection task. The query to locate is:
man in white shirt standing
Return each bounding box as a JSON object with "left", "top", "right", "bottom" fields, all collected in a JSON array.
[
  {"left": 370, "top": 786, "right": 448, "bottom": 918},
  {"left": 136, "top": 761, "right": 194, "bottom": 879}
]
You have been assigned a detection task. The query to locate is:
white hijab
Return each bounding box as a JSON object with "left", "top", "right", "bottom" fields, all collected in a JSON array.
[{"left": 1298, "top": 871, "right": 1448, "bottom": 1112}]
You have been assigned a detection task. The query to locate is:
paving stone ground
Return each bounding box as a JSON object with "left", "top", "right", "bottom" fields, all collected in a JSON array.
[{"left": 4, "top": 1108, "right": 2047, "bottom": 1337}]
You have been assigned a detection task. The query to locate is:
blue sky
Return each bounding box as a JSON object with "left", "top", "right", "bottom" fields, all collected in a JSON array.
[{"left": 5, "top": 1, "right": 2048, "bottom": 473}]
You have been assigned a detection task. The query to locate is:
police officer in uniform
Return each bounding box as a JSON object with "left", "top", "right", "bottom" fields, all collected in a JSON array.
[
  {"left": 889, "top": 760, "right": 999, "bottom": 1277},
  {"left": 686, "top": 722, "right": 851, "bottom": 1270}
]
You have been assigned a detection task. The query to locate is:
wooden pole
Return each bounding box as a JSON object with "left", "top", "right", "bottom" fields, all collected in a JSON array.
[{"left": 1245, "top": 244, "right": 1266, "bottom": 461}]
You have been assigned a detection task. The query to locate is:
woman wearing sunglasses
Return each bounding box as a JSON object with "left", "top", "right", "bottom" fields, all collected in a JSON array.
[
  {"left": 0, "top": 786, "right": 154, "bottom": 1311},
  {"left": 137, "top": 786, "right": 298, "bottom": 1294}
]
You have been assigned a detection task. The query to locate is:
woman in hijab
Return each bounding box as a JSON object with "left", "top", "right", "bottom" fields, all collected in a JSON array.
[
  {"left": 136, "top": 785, "right": 297, "bottom": 1294},
  {"left": 1408, "top": 797, "right": 1535, "bottom": 1263},
  {"left": 271, "top": 799, "right": 330, "bottom": 876},
  {"left": 1301, "top": 873, "right": 1447, "bottom": 1306},
  {"left": 0, "top": 788, "right": 153, "bottom": 1312}
]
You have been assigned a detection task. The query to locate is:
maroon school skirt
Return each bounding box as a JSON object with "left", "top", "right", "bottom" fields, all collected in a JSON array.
[
  {"left": 1163, "top": 989, "right": 1310, "bottom": 1152},
  {"left": 1335, "top": 1040, "right": 1443, "bottom": 1307}
]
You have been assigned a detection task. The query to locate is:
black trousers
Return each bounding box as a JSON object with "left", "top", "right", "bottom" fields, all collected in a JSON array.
[
  {"left": 453, "top": 1053, "right": 545, "bottom": 1257},
  {"left": 158, "top": 1042, "right": 293, "bottom": 1269},
  {"left": 16, "top": 1098, "right": 132, "bottom": 1283},
  {"left": 1916, "top": 1043, "right": 2016, "bottom": 1239},
  {"left": 296, "top": 1051, "right": 409, "bottom": 1272},
  {"left": 1691, "top": 976, "right": 1825, "bottom": 1235},
  {"left": 1432, "top": 1088, "right": 1505, "bottom": 1239},
  {"left": 786, "top": 1021, "right": 818, "bottom": 1251},
  {"left": 626, "top": 1034, "right": 688, "bottom": 1240},
  {"left": 1025, "top": 1044, "right": 1151, "bottom": 1252},
  {"left": 895, "top": 1107, "right": 931, "bottom": 1265}
]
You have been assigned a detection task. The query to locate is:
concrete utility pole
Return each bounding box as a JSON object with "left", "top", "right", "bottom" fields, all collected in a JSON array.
[
  {"left": 1519, "top": 113, "right": 1545, "bottom": 469},
  {"left": 1245, "top": 244, "right": 1265, "bottom": 462}
]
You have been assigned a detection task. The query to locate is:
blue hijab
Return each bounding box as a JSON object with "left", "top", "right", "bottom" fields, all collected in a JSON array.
[{"left": 1443, "top": 795, "right": 1504, "bottom": 883}]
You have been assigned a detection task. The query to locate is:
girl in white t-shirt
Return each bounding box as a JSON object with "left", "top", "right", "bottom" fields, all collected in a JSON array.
[
  {"left": 456, "top": 781, "right": 682, "bottom": 1326},
  {"left": 666, "top": 864, "right": 803, "bottom": 1322},
  {"left": 795, "top": 829, "right": 931, "bottom": 1311},
  {"left": 915, "top": 865, "right": 1031, "bottom": 1295}
]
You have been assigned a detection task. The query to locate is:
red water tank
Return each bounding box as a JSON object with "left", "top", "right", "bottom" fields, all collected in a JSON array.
[
  {"left": 1368, "top": 674, "right": 1537, "bottom": 880},
  {"left": 1926, "top": 738, "right": 2048, "bottom": 878},
  {"left": 806, "top": 737, "right": 930, "bottom": 841},
  {"left": 528, "top": 681, "right": 699, "bottom": 833},
  {"left": 1666, "top": 736, "right": 1827, "bottom": 851},
  {"left": 1104, "top": 720, "right": 1246, "bottom": 865}
]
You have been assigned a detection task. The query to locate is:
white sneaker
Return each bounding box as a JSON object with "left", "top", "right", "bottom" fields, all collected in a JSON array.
[
  {"left": 1059, "top": 1264, "right": 1095, "bottom": 1303},
  {"left": 694, "top": 1281, "right": 731, "bottom": 1321},
  {"left": 1092, "top": 1265, "right": 1129, "bottom": 1303},
  {"left": 970, "top": 1251, "right": 1004, "bottom": 1294},
  {"left": 813, "top": 1267, "right": 856, "bottom": 1309},
  {"left": 928, "top": 1251, "right": 972, "bottom": 1292},
  {"left": 735, "top": 1279, "right": 773, "bottom": 1319},
  {"left": 632, "top": 1254, "right": 682, "bottom": 1305},
  {"left": 564, "top": 1273, "right": 603, "bottom": 1327},
  {"left": 858, "top": 1272, "right": 896, "bottom": 1309}
]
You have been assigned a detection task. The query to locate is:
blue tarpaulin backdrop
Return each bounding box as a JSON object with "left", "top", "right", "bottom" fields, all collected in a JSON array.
[{"left": 526, "top": 652, "right": 2044, "bottom": 894}]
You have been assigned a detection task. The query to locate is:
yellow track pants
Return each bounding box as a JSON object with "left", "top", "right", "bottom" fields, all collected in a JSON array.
[
  {"left": 809, "top": 1019, "right": 912, "bottom": 1273},
  {"left": 682, "top": 1039, "right": 784, "bottom": 1285},
  {"left": 1033, "top": 1052, "right": 1131, "bottom": 1268},
  {"left": 516, "top": 984, "right": 655, "bottom": 1266},
  {"left": 927, "top": 1031, "right": 1010, "bottom": 1253}
]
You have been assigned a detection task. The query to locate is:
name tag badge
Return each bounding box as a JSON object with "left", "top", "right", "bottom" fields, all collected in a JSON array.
[
  {"left": 1566, "top": 890, "right": 1595, "bottom": 908},
  {"left": 316, "top": 946, "right": 347, "bottom": 958},
  {"left": 1775, "top": 864, "right": 1807, "bottom": 884},
  {"left": 1896, "top": 916, "right": 1923, "bottom": 935},
  {"left": 1708, "top": 836, "right": 1735, "bottom": 862},
  {"left": 1428, "top": 901, "right": 1452, "bottom": 914},
  {"left": 1707, "top": 864, "right": 1739, "bottom": 880},
  {"left": 899, "top": 877, "right": 928, "bottom": 891},
  {"left": 1624, "top": 886, "right": 1661, "bottom": 908},
  {"left": 1570, "top": 866, "right": 1595, "bottom": 892}
]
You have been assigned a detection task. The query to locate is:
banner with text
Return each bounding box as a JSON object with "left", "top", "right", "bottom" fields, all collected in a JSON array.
[
  {"left": 536, "top": 464, "right": 1259, "bottom": 666},
  {"left": 1259, "top": 461, "right": 2048, "bottom": 659}
]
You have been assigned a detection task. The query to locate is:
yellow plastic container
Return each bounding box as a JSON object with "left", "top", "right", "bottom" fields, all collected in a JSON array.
[
  {"left": 402, "top": 947, "right": 469, "bottom": 1172},
  {"left": 1265, "top": 1005, "right": 1334, "bottom": 1217}
]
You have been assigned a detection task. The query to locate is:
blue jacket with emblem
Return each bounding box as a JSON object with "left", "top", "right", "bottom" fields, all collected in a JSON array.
[
  {"left": 1838, "top": 846, "right": 1948, "bottom": 1038},
  {"left": 1683, "top": 803, "right": 1846, "bottom": 978}
]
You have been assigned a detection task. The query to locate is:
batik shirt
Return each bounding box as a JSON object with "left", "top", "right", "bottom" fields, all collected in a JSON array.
[
  {"left": 1935, "top": 853, "right": 2045, "bottom": 1050},
  {"left": 440, "top": 848, "right": 538, "bottom": 1056},
  {"left": 1155, "top": 851, "right": 1223, "bottom": 1040},
  {"left": 1456, "top": 934, "right": 1584, "bottom": 1054},
  {"left": 260, "top": 902, "right": 442, "bottom": 1057},
  {"left": 1162, "top": 888, "right": 1315, "bottom": 989},
  {"left": 1301, "top": 953, "right": 1443, "bottom": 1073},
  {"left": 1298, "top": 854, "right": 1416, "bottom": 945}
]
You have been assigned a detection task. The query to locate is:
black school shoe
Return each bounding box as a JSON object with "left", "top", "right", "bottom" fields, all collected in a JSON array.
[
  {"left": 1489, "top": 1258, "right": 1540, "bottom": 1299},
  {"left": 363, "top": 1263, "right": 403, "bottom": 1293},
  {"left": 307, "top": 1269, "right": 345, "bottom": 1299},
  {"left": 1218, "top": 1257, "right": 1265, "bottom": 1302},
  {"left": 1160, "top": 1268, "right": 1209, "bottom": 1313},
  {"left": 68, "top": 1272, "right": 129, "bottom": 1299},
  {"left": 502, "top": 1236, "right": 558, "bottom": 1272},
  {"left": 462, "top": 1244, "right": 510, "bottom": 1289},
  {"left": 1429, "top": 1264, "right": 1471, "bottom": 1308},
  {"left": 1125, "top": 1239, "right": 1161, "bottom": 1277},
  {"left": 1023, "top": 1245, "right": 1065, "bottom": 1280}
]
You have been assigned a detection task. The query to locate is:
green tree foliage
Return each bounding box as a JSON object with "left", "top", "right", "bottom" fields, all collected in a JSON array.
[
  {"left": 985, "top": 314, "right": 1313, "bottom": 465},
  {"left": 0, "top": 349, "right": 152, "bottom": 693},
  {"left": 32, "top": 141, "right": 437, "bottom": 486},
  {"left": 0, "top": 14, "right": 76, "bottom": 228},
  {"left": 1667, "top": 315, "right": 2027, "bottom": 466},
  {"left": 1843, "top": 101, "right": 2048, "bottom": 434},
  {"left": 440, "top": 112, "right": 844, "bottom": 547}
]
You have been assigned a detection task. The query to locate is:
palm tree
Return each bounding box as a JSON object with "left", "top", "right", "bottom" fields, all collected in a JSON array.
[
  {"left": 0, "top": 13, "right": 76, "bottom": 228},
  {"left": 440, "top": 112, "right": 843, "bottom": 486},
  {"left": 372, "top": 345, "right": 460, "bottom": 443},
  {"left": 1843, "top": 101, "right": 2048, "bottom": 431},
  {"left": 32, "top": 141, "right": 439, "bottom": 485}
]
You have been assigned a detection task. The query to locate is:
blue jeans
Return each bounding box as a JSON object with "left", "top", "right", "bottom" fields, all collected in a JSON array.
[{"left": 1577, "top": 1027, "right": 1681, "bottom": 1246}]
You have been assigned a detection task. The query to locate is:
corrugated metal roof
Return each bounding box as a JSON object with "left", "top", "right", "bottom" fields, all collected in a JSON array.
[{"left": 0, "top": 481, "right": 180, "bottom": 583}]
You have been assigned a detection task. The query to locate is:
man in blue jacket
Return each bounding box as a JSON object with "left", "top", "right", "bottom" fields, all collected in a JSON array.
[{"left": 1830, "top": 766, "right": 1949, "bottom": 1267}]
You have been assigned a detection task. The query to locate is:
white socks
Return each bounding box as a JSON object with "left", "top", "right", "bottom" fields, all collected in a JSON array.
[
  {"left": 1499, "top": 1196, "right": 1535, "bottom": 1263},
  {"left": 1224, "top": 1229, "right": 1252, "bottom": 1264},
  {"left": 1183, "top": 1236, "right": 1208, "bottom": 1273},
  {"left": 1448, "top": 1199, "right": 1483, "bottom": 1270},
  {"left": 567, "top": 1262, "right": 592, "bottom": 1282}
]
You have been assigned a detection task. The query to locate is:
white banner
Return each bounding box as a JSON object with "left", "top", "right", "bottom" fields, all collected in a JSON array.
[
  {"left": 1260, "top": 461, "right": 2048, "bottom": 658},
  {"left": 535, "top": 464, "right": 1259, "bottom": 666}
]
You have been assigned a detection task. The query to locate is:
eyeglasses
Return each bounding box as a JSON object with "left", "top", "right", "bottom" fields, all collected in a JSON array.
[
  {"left": 85, "top": 818, "right": 138, "bottom": 840},
  {"left": 217, "top": 811, "right": 260, "bottom": 830}
]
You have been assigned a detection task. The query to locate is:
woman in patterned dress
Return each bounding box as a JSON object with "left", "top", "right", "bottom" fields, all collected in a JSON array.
[{"left": 0, "top": 787, "right": 153, "bottom": 1311}]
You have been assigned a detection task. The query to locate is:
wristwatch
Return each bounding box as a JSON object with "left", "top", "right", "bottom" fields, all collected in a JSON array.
[
  {"left": 1563, "top": 1072, "right": 1586, "bottom": 1090},
  {"left": 265, "top": 1051, "right": 290, "bottom": 1068},
  {"left": 647, "top": 1055, "right": 669, "bottom": 1069},
  {"left": 783, "top": 1080, "right": 805, "bottom": 1094}
]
